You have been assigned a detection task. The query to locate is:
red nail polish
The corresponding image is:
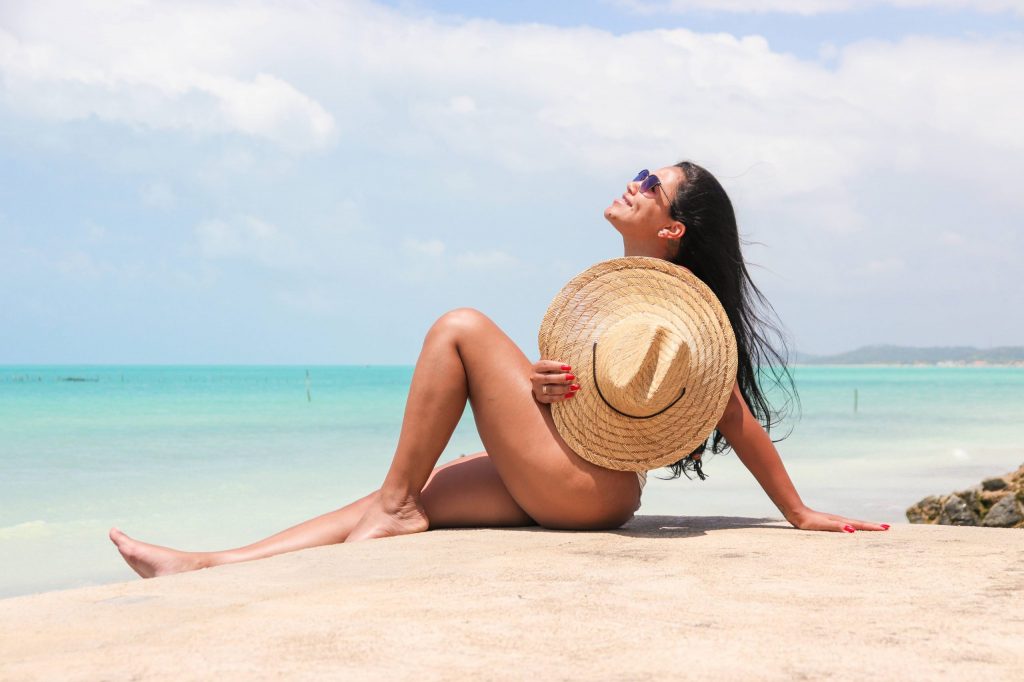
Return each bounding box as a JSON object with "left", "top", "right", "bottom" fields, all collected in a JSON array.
[
  {"left": 570, "top": 384, "right": 580, "bottom": 391},
  {"left": 565, "top": 392, "right": 576, "bottom": 399},
  {"left": 843, "top": 525, "right": 855, "bottom": 533},
  {"left": 561, "top": 365, "right": 571, "bottom": 371},
  {"left": 566, "top": 374, "right": 575, "bottom": 381},
  {"left": 881, "top": 524, "right": 890, "bottom": 530}
]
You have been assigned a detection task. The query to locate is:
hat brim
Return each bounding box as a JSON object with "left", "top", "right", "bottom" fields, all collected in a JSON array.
[{"left": 538, "top": 257, "right": 738, "bottom": 472}]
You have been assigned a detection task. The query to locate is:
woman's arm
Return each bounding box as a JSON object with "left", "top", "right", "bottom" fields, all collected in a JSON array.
[{"left": 715, "top": 383, "right": 890, "bottom": 532}]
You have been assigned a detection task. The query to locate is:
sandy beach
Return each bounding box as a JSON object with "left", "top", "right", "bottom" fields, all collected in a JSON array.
[{"left": 2, "top": 515, "right": 1022, "bottom": 680}]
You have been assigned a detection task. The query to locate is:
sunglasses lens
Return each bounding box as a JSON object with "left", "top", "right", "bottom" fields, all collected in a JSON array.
[
  {"left": 633, "top": 169, "right": 649, "bottom": 182},
  {"left": 640, "top": 174, "right": 660, "bottom": 194}
]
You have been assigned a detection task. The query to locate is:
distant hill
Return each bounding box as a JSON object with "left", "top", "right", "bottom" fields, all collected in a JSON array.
[{"left": 795, "top": 345, "right": 1024, "bottom": 366}]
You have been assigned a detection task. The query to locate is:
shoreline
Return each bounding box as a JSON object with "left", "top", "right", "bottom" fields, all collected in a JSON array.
[{"left": 2, "top": 516, "right": 1022, "bottom": 680}]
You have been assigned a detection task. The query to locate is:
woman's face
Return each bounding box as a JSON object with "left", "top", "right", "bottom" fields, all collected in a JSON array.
[{"left": 604, "top": 165, "right": 685, "bottom": 240}]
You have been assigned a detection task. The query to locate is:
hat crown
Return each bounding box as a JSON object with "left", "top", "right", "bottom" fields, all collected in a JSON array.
[{"left": 593, "top": 314, "right": 691, "bottom": 418}]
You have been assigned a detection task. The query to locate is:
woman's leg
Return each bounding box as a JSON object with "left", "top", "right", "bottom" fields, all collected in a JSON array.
[
  {"left": 110, "top": 452, "right": 535, "bottom": 578},
  {"left": 347, "top": 308, "right": 639, "bottom": 543},
  {"left": 111, "top": 307, "right": 640, "bottom": 576}
]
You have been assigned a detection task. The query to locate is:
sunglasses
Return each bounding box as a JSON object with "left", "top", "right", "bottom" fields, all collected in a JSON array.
[{"left": 633, "top": 169, "right": 670, "bottom": 201}]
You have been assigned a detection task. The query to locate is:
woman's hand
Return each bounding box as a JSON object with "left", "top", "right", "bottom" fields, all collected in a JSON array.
[
  {"left": 530, "top": 360, "right": 580, "bottom": 404},
  {"left": 786, "top": 506, "right": 890, "bottom": 533}
]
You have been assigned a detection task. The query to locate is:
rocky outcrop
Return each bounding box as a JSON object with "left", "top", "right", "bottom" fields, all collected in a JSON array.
[{"left": 906, "top": 464, "right": 1024, "bottom": 528}]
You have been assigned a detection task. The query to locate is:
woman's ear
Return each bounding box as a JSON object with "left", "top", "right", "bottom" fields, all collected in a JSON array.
[{"left": 658, "top": 221, "right": 686, "bottom": 240}]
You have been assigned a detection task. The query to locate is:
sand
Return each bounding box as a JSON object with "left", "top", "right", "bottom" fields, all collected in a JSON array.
[{"left": 1, "top": 515, "right": 1022, "bottom": 680}]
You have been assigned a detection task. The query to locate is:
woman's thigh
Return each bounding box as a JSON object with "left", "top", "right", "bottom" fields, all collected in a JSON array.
[
  {"left": 421, "top": 452, "right": 536, "bottom": 529},
  {"left": 437, "top": 309, "right": 640, "bottom": 528}
]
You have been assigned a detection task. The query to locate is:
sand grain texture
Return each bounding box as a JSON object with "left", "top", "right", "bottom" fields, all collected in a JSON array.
[{"left": 2, "top": 516, "right": 1023, "bottom": 680}]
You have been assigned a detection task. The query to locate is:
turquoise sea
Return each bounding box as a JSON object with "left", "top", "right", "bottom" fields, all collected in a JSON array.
[{"left": 2, "top": 365, "right": 1022, "bottom": 598}]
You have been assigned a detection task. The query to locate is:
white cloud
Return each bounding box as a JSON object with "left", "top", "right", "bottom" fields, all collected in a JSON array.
[
  {"left": 612, "top": 0, "right": 1024, "bottom": 15},
  {"left": 402, "top": 238, "right": 446, "bottom": 258},
  {"left": 400, "top": 240, "right": 518, "bottom": 270},
  {"left": 449, "top": 95, "right": 477, "bottom": 114},
  {"left": 0, "top": 3, "right": 337, "bottom": 150},
  {"left": 84, "top": 221, "right": 108, "bottom": 242},
  {"left": 861, "top": 257, "right": 905, "bottom": 274},
  {"left": 140, "top": 181, "right": 176, "bottom": 209},
  {"left": 3, "top": 1, "right": 1020, "bottom": 196},
  {"left": 30, "top": 6, "right": 1023, "bottom": 256},
  {"left": 275, "top": 287, "right": 338, "bottom": 315},
  {"left": 54, "top": 250, "right": 105, "bottom": 279},
  {"left": 455, "top": 249, "right": 519, "bottom": 269},
  {"left": 2, "top": 1, "right": 1023, "bottom": 354},
  {"left": 195, "top": 216, "right": 301, "bottom": 268}
]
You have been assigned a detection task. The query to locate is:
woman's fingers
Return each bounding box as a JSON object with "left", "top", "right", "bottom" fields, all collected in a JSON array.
[
  {"left": 841, "top": 517, "right": 891, "bottom": 532},
  {"left": 534, "top": 378, "right": 580, "bottom": 402},
  {"left": 534, "top": 360, "right": 572, "bottom": 374},
  {"left": 540, "top": 386, "right": 576, "bottom": 400},
  {"left": 826, "top": 516, "right": 890, "bottom": 533},
  {"left": 530, "top": 361, "right": 580, "bottom": 403}
]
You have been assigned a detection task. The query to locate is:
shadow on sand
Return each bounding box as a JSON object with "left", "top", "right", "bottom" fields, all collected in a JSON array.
[
  {"left": 493, "top": 514, "right": 789, "bottom": 540},
  {"left": 614, "top": 514, "right": 789, "bottom": 539}
]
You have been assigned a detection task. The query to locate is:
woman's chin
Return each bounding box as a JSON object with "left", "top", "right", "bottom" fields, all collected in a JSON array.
[{"left": 604, "top": 210, "right": 627, "bottom": 232}]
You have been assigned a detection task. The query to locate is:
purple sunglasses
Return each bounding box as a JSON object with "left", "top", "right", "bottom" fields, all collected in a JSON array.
[{"left": 633, "top": 169, "right": 670, "bottom": 201}]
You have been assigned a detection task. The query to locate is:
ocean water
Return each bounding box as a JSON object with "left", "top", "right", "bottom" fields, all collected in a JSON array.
[{"left": 1, "top": 365, "right": 1022, "bottom": 598}]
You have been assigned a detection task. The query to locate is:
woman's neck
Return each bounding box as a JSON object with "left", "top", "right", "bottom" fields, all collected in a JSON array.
[{"left": 622, "top": 236, "right": 672, "bottom": 260}]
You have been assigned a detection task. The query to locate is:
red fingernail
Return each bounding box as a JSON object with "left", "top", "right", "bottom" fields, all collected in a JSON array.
[
  {"left": 570, "top": 384, "right": 580, "bottom": 391},
  {"left": 565, "top": 392, "right": 576, "bottom": 399},
  {"left": 881, "top": 524, "right": 890, "bottom": 530},
  {"left": 843, "top": 525, "right": 855, "bottom": 533},
  {"left": 566, "top": 374, "right": 575, "bottom": 381},
  {"left": 561, "top": 365, "right": 571, "bottom": 371}
]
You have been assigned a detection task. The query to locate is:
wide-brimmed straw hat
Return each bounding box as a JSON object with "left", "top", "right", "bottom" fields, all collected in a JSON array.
[{"left": 538, "top": 257, "right": 738, "bottom": 472}]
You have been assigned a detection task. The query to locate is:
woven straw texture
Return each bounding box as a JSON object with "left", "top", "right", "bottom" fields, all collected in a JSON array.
[{"left": 538, "top": 257, "right": 738, "bottom": 472}]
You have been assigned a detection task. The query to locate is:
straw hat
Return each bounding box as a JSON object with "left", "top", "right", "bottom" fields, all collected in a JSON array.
[{"left": 538, "top": 257, "right": 738, "bottom": 472}]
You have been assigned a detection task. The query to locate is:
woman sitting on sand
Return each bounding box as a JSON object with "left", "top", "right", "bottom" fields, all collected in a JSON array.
[{"left": 111, "top": 161, "right": 889, "bottom": 578}]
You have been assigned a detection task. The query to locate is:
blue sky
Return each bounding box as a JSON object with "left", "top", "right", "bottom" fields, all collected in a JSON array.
[{"left": 1, "top": 0, "right": 1022, "bottom": 363}]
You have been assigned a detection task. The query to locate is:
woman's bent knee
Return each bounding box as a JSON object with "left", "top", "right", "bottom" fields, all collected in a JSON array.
[{"left": 431, "top": 308, "right": 492, "bottom": 339}]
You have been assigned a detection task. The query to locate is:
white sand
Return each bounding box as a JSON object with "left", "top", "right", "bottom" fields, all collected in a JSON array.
[{"left": 2, "top": 515, "right": 1022, "bottom": 680}]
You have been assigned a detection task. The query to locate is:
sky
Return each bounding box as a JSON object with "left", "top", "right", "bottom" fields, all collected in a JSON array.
[{"left": 1, "top": 0, "right": 1022, "bottom": 364}]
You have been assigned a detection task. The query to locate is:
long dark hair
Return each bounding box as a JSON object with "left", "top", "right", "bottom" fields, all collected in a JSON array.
[{"left": 665, "top": 161, "right": 799, "bottom": 480}]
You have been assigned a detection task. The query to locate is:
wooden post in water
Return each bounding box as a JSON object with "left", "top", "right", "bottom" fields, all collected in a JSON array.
[
  {"left": 305, "top": 370, "right": 312, "bottom": 403},
  {"left": 854, "top": 388, "right": 858, "bottom": 414}
]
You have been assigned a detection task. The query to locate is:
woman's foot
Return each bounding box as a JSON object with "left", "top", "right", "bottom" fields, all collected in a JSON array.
[
  {"left": 109, "top": 528, "right": 210, "bottom": 578},
  {"left": 345, "top": 492, "right": 430, "bottom": 543}
]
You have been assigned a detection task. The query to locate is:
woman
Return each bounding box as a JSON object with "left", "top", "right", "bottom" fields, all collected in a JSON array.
[{"left": 111, "top": 161, "right": 889, "bottom": 579}]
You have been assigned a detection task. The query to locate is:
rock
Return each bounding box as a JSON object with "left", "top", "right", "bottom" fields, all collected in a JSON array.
[
  {"left": 909, "top": 464, "right": 1024, "bottom": 527},
  {"left": 982, "top": 477, "right": 1008, "bottom": 491},
  {"left": 981, "top": 494, "right": 1024, "bottom": 528},
  {"left": 980, "top": 490, "right": 1006, "bottom": 504},
  {"left": 957, "top": 488, "right": 984, "bottom": 517},
  {"left": 906, "top": 495, "right": 943, "bottom": 524},
  {"left": 939, "top": 495, "right": 980, "bottom": 526}
]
